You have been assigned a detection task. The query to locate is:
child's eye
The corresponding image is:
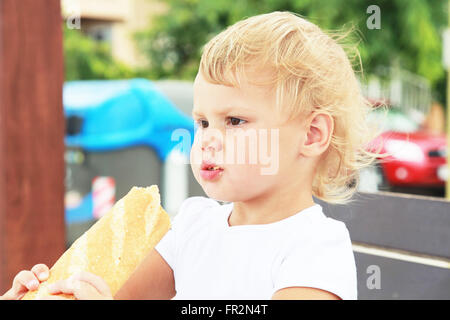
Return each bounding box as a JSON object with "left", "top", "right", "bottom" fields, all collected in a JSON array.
[
  {"left": 195, "top": 119, "right": 209, "bottom": 128},
  {"left": 227, "top": 117, "right": 247, "bottom": 126}
]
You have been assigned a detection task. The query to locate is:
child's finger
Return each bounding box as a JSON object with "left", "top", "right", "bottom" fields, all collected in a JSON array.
[
  {"left": 13, "top": 271, "right": 40, "bottom": 291},
  {"left": 47, "top": 277, "right": 108, "bottom": 300},
  {"left": 71, "top": 280, "right": 106, "bottom": 300},
  {"left": 30, "top": 264, "right": 49, "bottom": 282},
  {"left": 71, "top": 271, "right": 112, "bottom": 297},
  {"left": 36, "top": 294, "right": 72, "bottom": 300},
  {"left": 47, "top": 278, "right": 76, "bottom": 295}
]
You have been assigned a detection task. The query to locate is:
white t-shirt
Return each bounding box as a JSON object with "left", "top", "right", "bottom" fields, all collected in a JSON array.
[{"left": 155, "top": 196, "right": 357, "bottom": 300}]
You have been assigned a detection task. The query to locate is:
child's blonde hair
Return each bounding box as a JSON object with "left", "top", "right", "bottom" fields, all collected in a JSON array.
[{"left": 199, "top": 11, "right": 385, "bottom": 204}]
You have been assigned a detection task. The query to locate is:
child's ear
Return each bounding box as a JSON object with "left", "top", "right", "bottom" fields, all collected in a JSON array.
[{"left": 300, "top": 111, "right": 334, "bottom": 157}]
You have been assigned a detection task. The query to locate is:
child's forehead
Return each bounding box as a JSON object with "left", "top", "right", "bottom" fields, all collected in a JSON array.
[
  {"left": 193, "top": 72, "right": 276, "bottom": 115},
  {"left": 194, "top": 66, "right": 276, "bottom": 97},
  {"left": 191, "top": 104, "right": 255, "bottom": 117},
  {"left": 196, "top": 62, "right": 276, "bottom": 87}
]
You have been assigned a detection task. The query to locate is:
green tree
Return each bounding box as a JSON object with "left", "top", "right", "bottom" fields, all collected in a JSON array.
[
  {"left": 64, "top": 25, "right": 136, "bottom": 81},
  {"left": 136, "top": 0, "right": 447, "bottom": 101}
]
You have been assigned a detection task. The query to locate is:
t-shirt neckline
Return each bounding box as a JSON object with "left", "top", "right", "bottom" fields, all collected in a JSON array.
[{"left": 222, "top": 202, "right": 322, "bottom": 231}]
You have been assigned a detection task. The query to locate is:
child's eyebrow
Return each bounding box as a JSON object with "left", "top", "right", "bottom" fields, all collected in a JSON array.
[
  {"left": 191, "top": 110, "right": 203, "bottom": 117},
  {"left": 192, "top": 106, "right": 253, "bottom": 117}
]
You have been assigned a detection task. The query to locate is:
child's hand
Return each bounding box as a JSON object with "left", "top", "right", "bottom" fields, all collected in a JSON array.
[
  {"left": 45, "top": 271, "right": 113, "bottom": 300},
  {"left": 0, "top": 264, "right": 50, "bottom": 300}
]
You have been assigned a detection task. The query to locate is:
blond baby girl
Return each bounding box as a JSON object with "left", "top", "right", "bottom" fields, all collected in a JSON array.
[{"left": 2, "top": 11, "right": 380, "bottom": 300}]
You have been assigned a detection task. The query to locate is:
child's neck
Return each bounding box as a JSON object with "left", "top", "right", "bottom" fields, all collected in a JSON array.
[{"left": 229, "top": 187, "right": 315, "bottom": 227}]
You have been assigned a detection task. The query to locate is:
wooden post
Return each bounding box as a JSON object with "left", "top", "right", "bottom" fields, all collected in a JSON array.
[{"left": 0, "top": 0, "right": 66, "bottom": 293}]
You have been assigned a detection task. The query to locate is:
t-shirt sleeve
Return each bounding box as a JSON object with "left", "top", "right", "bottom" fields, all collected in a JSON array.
[
  {"left": 273, "top": 221, "right": 357, "bottom": 300},
  {"left": 154, "top": 196, "right": 219, "bottom": 272},
  {"left": 154, "top": 223, "right": 176, "bottom": 270}
]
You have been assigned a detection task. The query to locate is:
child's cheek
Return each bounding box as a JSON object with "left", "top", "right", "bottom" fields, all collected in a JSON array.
[
  {"left": 226, "top": 162, "right": 263, "bottom": 183},
  {"left": 190, "top": 133, "right": 202, "bottom": 163}
]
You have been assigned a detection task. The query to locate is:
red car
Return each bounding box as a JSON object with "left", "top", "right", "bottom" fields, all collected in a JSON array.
[
  {"left": 374, "top": 131, "right": 447, "bottom": 187},
  {"left": 359, "top": 108, "right": 447, "bottom": 192}
]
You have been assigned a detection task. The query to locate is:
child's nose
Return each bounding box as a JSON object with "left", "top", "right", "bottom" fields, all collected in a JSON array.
[{"left": 201, "top": 130, "right": 223, "bottom": 153}]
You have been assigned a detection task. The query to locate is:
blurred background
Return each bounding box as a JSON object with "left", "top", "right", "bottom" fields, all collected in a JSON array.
[
  {"left": 61, "top": 0, "right": 449, "bottom": 207},
  {"left": 0, "top": 0, "right": 449, "bottom": 299}
]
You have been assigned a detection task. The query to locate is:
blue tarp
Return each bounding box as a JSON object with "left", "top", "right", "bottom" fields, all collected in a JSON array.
[
  {"left": 64, "top": 78, "right": 195, "bottom": 161},
  {"left": 64, "top": 79, "right": 195, "bottom": 224},
  {"left": 66, "top": 192, "right": 93, "bottom": 224}
]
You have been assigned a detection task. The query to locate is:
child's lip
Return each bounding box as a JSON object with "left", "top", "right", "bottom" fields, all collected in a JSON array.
[
  {"left": 200, "top": 167, "right": 224, "bottom": 180},
  {"left": 201, "top": 160, "right": 223, "bottom": 171}
]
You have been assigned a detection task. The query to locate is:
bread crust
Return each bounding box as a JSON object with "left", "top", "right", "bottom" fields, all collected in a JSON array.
[{"left": 22, "top": 185, "right": 170, "bottom": 300}]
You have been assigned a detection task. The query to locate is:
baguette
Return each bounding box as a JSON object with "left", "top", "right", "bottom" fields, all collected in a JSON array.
[{"left": 22, "top": 185, "right": 170, "bottom": 300}]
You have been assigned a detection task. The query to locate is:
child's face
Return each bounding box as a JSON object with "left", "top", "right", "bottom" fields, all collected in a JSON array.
[{"left": 191, "top": 71, "right": 309, "bottom": 202}]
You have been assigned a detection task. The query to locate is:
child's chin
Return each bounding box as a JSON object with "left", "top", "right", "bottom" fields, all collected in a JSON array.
[{"left": 202, "top": 186, "right": 234, "bottom": 203}]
